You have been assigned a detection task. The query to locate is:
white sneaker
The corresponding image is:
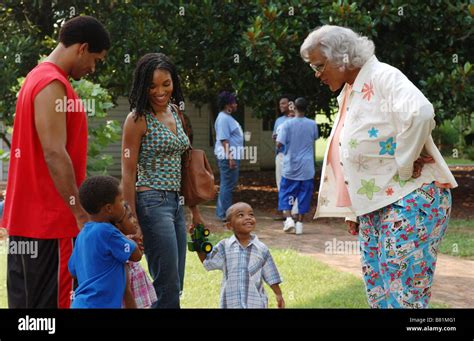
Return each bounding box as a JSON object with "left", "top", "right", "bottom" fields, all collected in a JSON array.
[
  {"left": 295, "top": 222, "right": 303, "bottom": 235},
  {"left": 283, "top": 217, "right": 295, "bottom": 233}
]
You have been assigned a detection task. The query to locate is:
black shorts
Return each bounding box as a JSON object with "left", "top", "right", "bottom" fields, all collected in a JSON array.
[{"left": 7, "top": 236, "right": 74, "bottom": 308}]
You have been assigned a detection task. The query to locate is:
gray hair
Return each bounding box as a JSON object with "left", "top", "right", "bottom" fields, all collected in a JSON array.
[{"left": 300, "top": 25, "right": 375, "bottom": 70}]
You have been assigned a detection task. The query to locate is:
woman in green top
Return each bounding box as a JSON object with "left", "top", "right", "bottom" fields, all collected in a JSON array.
[{"left": 122, "top": 53, "right": 204, "bottom": 308}]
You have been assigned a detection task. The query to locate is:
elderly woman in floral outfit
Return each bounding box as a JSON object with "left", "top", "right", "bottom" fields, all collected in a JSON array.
[{"left": 301, "top": 25, "right": 457, "bottom": 308}]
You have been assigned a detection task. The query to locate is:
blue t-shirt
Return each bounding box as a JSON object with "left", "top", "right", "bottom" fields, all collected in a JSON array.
[
  {"left": 273, "top": 115, "right": 292, "bottom": 154},
  {"left": 214, "top": 112, "right": 244, "bottom": 160},
  {"left": 68, "top": 221, "right": 136, "bottom": 308},
  {"left": 276, "top": 117, "right": 319, "bottom": 181}
]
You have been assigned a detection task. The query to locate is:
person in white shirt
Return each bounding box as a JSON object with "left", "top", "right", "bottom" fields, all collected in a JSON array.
[{"left": 300, "top": 25, "right": 457, "bottom": 308}]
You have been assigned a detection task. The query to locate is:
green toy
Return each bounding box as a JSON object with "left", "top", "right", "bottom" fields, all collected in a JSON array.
[{"left": 188, "top": 224, "right": 213, "bottom": 254}]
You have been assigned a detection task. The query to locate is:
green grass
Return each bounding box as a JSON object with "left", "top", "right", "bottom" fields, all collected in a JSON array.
[
  {"left": 0, "top": 230, "right": 461, "bottom": 308},
  {"left": 439, "top": 219, "right": 474, "bottom": 259},
  {"left": 444, "top": 157, "right": 474, "bottom": 165},
  {"left": 0, "top": 249, "right": 5, "bottom": 309},
  {"left": 0, "top": 232, "right": 370, "bottom": 309},
  {"left": 315, "top": 138, "right": 327, "bottom": 162},
  {"left": 182, "top": 234, "right": 368, "bottom": 308},
  {"left": 314, "top": 113, "right": 330, "bottom": 162}
]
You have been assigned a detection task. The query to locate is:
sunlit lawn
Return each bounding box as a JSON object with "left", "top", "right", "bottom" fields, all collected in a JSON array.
[
  {"left": 439, "top": 219, "right": 474, "bottom": 259},
  {"left": 180, "top": 232, "right": 368, "bottom": 308},
  {"left": 0, "top": 231, "right": 369, "bottom": 309},
  {"left": 0, "top": 230, "right": 456, "bottom": 308}
]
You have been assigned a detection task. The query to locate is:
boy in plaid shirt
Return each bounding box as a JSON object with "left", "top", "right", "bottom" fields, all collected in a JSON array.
[{"left": 195, "top": 202, "right": 284, "bottom": 308}]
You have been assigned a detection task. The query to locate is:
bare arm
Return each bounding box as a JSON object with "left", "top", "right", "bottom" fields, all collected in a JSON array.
[
  {"left": 270, "top": 283, "right": 285, "bottom": 308},
  {"left": 196, "top": 251, "right": 207, "bottom": 263},
  {"left": 34, "top": 81, "right": 88, "bottom": 230},
  {"left": 221, "top": 139, "right": 236, "bottom": 169},
  {"left": 129, "top": 240, "right": 143, "bottom": 262},
  {"left": 221, "top": 140, "right": 231, "bottom": 159},
  {"left": 121, "top": 113, "right": 146, "bottom": 218},
  {"left": 188, "top": 205, "right": 205, "bottom": 226}
]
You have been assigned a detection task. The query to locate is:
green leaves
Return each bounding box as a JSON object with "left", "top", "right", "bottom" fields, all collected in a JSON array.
[
  {"left": 71, "top": 79, "right": 120, "bottom": 175},
  {"left": 464, "top": 62, "right": 472, "bottom": 74},
  {"left": 0, "top": 0, "right": 472, "bottom": 142}
]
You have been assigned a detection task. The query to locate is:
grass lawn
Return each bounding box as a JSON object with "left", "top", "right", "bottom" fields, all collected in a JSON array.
[
  {"left": 0, "top": 231, "right": 370, "bottom": 309},
  {"left": 0, "top": 249, "right": 5, "bottom": 309},
  {"left": 136, "top": 231, "right": 368, "bottom": 308},
  {"left": 0, "top": 230, "right": 456, "bottom": 308},
  {"left": 439, "top": 219, "right": 474, "bottom": 259},
  {"left": 315, "top": 138, "right": 327, "bottom": 162},
  {"left": 444, "top": 157, "right": 474, "bottom": 165},
  {"left": 181, "top": 232, "right": 368, "bottom": 308}
]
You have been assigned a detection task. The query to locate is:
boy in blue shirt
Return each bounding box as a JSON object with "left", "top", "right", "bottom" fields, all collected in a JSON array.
[
  {"left": 68, "top": 176, "right": 142, "bottom": 308},
  {"left": 276, "top": 97, "right": 319, "bottom": 235}
]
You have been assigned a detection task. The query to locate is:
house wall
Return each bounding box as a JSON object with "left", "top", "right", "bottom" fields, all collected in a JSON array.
[
  {"left": 106, "top": 98, "right": 275, "bottom": 177},
  {"left": 1, "top": 97, "right": 276, "bottom": 180}
]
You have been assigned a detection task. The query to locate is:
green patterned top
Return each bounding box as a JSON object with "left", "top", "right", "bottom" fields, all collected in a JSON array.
[{"left": 136, "top": 105, "right": 190, "bottom": 191}]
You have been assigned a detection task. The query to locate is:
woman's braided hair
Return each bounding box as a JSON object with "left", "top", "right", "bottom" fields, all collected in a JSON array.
[{"left": 129, "top": 53, "right": 184, "bottom": 121}]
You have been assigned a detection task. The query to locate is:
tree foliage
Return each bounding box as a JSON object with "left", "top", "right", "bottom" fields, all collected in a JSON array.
[{"left": 1, "top": 0, "right": 472, "bottom": 143}]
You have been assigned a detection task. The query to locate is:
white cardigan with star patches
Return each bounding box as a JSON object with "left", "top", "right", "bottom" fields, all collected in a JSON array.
[{"left": 314, "top": 56, "right": 457, "bottom": 220}]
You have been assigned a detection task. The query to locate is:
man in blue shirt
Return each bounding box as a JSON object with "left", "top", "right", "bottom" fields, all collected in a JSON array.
[
  {"left": 214, "top": 91, "right": 244, "bottom": 221},
  {"left": 276, "top": 97, "right": 319, "bottom": 235}
]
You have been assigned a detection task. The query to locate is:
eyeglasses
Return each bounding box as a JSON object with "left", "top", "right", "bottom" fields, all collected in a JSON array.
[{"left": 309, "top": 59, "right": 328, "bottom": 77}]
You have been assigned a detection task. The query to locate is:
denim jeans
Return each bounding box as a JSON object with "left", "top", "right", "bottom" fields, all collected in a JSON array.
[
  {"left": 216, "top": 158, "right": 240, "bottom": 219},
  {"left": 136, "top": 190, "right": 186, "bottom": 308}
]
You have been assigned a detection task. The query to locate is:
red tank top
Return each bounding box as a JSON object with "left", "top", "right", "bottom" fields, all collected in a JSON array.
[{"left": 2, "top": 62, "right": 88, "bottom": 239}]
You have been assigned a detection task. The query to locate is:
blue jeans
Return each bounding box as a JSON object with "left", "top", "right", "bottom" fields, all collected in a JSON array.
[
  {"left": 216, "top": 158, "right": 240, "bottom": 219},
  {"left": 136, "top": 190, "right": 186, "bottom": 309}
]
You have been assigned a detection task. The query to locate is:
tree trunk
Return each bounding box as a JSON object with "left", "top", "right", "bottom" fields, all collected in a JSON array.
[{"left": 0, "top": 132, "right": 11, "bottom": 150}]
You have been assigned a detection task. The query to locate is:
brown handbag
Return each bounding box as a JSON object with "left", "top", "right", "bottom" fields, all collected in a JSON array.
[{"left": 176, "top": 109, "right": 216, "bottom": 207}]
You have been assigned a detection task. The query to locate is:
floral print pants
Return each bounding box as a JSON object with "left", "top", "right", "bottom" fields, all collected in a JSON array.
[{"left": 358, "top": 182, "right": 451, "bottom": 308}]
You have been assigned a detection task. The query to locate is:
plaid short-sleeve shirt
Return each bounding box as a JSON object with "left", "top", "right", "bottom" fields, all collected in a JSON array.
[{"left": 204, "top": 234, "right": 282, "bottom": 308}]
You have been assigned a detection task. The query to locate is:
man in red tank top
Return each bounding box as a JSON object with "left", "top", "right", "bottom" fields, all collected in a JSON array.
[{"left": 2, "top": 16, "right": 110, "bottom": 308}]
